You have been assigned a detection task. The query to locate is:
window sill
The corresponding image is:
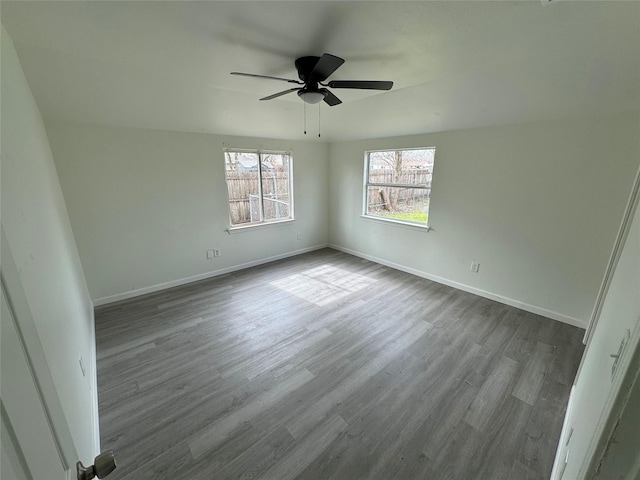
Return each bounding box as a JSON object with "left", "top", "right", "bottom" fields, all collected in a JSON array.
[
  {"left": 226, "top": 218, "right": 295, "bottom": 234},
  {"left": 360, "top": 214, "right": 431, "bottom": 232}
]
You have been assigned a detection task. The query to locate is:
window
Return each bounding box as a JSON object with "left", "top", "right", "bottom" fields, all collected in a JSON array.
[
  {"left": 224, "top": 150, "right": 293, "bottom": 227},
  {"left": 363, "top": 147, "right": 435, "bottom": 227}
]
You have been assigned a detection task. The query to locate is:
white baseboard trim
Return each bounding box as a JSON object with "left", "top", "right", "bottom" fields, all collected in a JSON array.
[
  {"left": 89, "top": 309, "right": 101, "bottom": 457},
  {"left": 329, "top": 243, "right": 588, "bottom": 329},
  {"left": 93, "top": 244, "right": 329, "bottom": 307}
]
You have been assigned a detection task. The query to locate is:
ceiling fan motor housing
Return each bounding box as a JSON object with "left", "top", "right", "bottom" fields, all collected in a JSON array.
[{"left": 295, "top": 56, "right": 322, "bottom": 82}]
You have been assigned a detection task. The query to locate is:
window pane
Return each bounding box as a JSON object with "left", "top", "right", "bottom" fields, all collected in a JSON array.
[
  {"left": 225, "top": 152, "right": 261, "bottom": 225},
  {"left": 365, "top": 147, "right": 435, "bottom": 226},
  {"left": 368, "top": 149, "right": 435, "bottom": 186},
  {"left": 366, "top": 185, "right": 430, "bottom": 225},
  {"left": 261, "top": 153, "right": 291, "bottom": 221}
]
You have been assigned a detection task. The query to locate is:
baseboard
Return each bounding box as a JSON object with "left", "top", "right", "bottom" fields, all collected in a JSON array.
[
  {"left": 93, "top": 244, "right": 329, "bottom": 307},
  {"left": 89, "top": 308, "right": 101, "bottom": 457},
  {"left": 94, "top": 242, "right": 588, "bottom": 329},
  {"left": 329, "top": 243, "right": 588, "bottom": 329}
]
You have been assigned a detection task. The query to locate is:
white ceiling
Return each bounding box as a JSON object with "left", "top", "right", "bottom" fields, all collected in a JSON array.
[{"left": 2, "top": 1, "right": 639, "bottom": 141}]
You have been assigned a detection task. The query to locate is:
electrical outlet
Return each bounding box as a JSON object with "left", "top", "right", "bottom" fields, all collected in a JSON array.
[
  {"left": 207, "top": 250, "right": 214, "bottom": 259},
  {"left": 214, "top": 249, "right": 221, "bottom": 257},
  {"left": 470, "top": 261, "right": 480, "bottom": 273}
]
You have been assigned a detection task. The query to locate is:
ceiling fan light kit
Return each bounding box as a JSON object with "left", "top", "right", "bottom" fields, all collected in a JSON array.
[{"left": 298, "top": 90, "right": 326, "bottom": 104}]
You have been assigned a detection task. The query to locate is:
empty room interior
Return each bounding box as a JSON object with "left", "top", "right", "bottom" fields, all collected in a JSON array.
[{"left": 2, "top": 1, "right": 640, "bottom": 480}]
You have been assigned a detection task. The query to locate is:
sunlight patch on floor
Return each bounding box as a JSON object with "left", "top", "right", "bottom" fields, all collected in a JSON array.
[{"left": 269, "top": 264, "right": 378, "bottom": 306}]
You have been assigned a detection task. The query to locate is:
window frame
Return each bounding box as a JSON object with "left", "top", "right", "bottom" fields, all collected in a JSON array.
[
  {"left": 223, "top": 148, "right": 294, "bottom": 231},
  {"left": 362, "top": 147, "right": 435, "bottom": 230}
]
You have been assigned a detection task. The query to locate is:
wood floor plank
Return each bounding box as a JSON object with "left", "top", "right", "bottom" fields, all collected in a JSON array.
[
  {"left": 97, "top": 342, "right": 157, "bottom": 370},
  {"left": 261, "top": 414, "right": 348, "bottom": 480},
  {"left": 209, "top": 424, "right": 296, "bottom": 479},
  {"left": 97, "top": 316, "right": 205, "bottom": 360},
  {"left": 521, "top": 377, "right": 571, "bottom": 475},
  {"left": 119, "top": 440, "right": 194, "bottom": 480},
  {"left": 512, "top": 341, "right": 555, "bottom": 406},
  {"left": 285, "top": 319, "right": 431, "bottom": 440},
  {"left": 429, "top": 419, "right": 485, "bottom": 479},
  {"left": 95, "top": 248, "right": 584, "bottom": 480},
  {"left": 464, "top": 355, "right": 519, "bottom": 431},
  {"left": 467, "top": 395, "right": 533, "bottom": 479},
  {"left": 187, "top": 368, "right": 315, "bottom": 459},
  {"left": 157, "top": 285, "right": 234, "bottom": 309},
  {"left": 546, "top": 323, "right": 585, "bottom": 386}
]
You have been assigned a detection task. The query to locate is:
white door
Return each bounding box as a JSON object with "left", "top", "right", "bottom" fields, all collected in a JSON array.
[
  {"left": 551, "top": 169, "right": 640, "bottom": 479},
  {"left": 1, "top": 283, "right": 71, "bottom": 480},
  {"left": 593, "top": 345, "right": 640, "bottom": 480}
]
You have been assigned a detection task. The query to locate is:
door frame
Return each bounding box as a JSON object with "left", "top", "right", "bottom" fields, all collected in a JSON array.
[
  {"left": 1, "top": 227, "right": 78, "bottom": 478},
  {"left": 583, "top": 164, "right": 640, "bottom": 346}
]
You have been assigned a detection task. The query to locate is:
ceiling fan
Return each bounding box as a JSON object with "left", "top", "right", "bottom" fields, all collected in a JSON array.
[{"left": 231, "top": 53, "right": 393, "bottom": 106}]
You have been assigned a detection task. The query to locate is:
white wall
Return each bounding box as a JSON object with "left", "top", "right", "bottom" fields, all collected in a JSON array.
[
  {"left": 46, "top": 122, "right": 329, "bottom": 303},
  {"left": 328, "top": 114, "right": 640, "bottom": 326},
  {"left": 1, "top": 27, "right": 98, "bottom": 464}
]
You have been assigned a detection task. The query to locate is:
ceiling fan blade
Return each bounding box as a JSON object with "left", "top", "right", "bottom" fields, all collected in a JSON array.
[
  {"left": 327, "top": 80, "right": 393, "bottom": 90},
  {"left": 310, "top": 54, "right": 345, "bottom": 82},
  {"left": 231, "top": 72, "right": 302, "bottom": 84},
  {"left": 321, "top": 89, "right": 342, "bottom": 106},
  {"left": 260, "top": 88, "right": 301, "bottom": 101}
]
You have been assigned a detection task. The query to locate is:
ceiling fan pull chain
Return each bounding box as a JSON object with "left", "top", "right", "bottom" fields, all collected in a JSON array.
[
  {"left": 303, "top": 102, "right": 307, "bottom": 135},
  {"left": 318, "top": 104, "right": 321, "bottom": 138}
]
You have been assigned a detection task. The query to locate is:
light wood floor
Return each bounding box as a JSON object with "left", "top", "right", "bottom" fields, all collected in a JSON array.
[{"left": 95, "top": 248, "right": 584, "bottom": 480}]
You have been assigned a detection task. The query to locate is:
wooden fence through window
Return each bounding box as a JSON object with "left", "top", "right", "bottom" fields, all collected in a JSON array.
[
  {"left": 367, "top": 170, "right": 432, "bottom": 212},
  {"left": 226, "top": 172, "right": 290, "bottom": 224}
]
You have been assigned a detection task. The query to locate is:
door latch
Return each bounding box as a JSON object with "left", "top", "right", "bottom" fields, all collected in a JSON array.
[
  {"left": 610, "top": 329, "right": 631, "bottom": 381},
  {"left": 77, "top": 450, "right": 116, "bottom": 480}
]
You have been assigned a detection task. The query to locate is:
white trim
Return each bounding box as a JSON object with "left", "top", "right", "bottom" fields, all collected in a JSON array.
[
  {"left": 364, "top": 146, "right": 437, "bottom": 155},
  {"left": 551, "top": 385, "right": 577, "bottom": 479},
  {"left": 93, "top": 244, "right": 328, "bottom": 306},
  {"left": 226, "top": 218, "right": 295, "bottom": 234},
  {"left": 329, "top": 243, "right": 587, "bottom": 329},
  {"left": 88, "top": 303, "right": 101, "bottom": 457},
  {"left": 360, "top": 214, "right": 431, "bottom": 232},
  {"left": 584, "top": 163, "right": 640, "bottom": 345},
  {"left": 367, "top": 182, "right": 431, "bottom": 189},
  {"left": 66, "top": 466, "right": 76, "bottom": 480}
]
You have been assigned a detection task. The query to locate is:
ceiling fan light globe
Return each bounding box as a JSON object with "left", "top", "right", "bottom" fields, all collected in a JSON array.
[{"left": 298, "top": 91, "right": 326, "bottom": 104}]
